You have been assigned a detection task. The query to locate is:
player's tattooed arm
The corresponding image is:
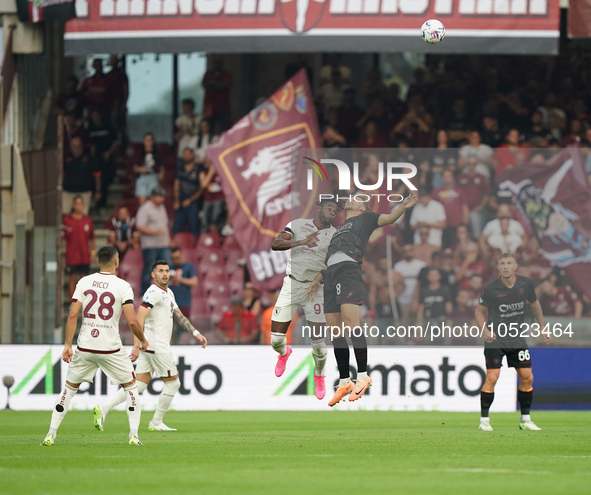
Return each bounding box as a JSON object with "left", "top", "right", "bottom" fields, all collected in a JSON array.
[
  {"left": 529, "top": 299, "right": 551, "bottom": 345},
  {"left": 173, "top": 308, "right": 208, "bottom": 348}
]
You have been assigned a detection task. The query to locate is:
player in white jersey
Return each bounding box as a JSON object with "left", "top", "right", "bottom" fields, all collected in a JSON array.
[
  {"left": 270, "top": 198, "right": 340, "bottom": 399},
  {"left": 96, "top": 259, "right": 207, "bottom": 432},
  {"left": 41, "top": 246, "right": 149, "bottom": 447}
]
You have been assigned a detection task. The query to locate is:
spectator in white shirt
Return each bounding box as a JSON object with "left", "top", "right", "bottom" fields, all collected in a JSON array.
[
  {"left": 458, "top": 130, "right": 494, "bottom": 179},
  {"left": 537, "top": 92, "right": 566, "bottom": 141},
  {"left": 193, "top": 119, "right": 218, "bottom": 165},
  {"left": 319, "top": 54, "right": 351, "bottom": 86},
  {"left": 394, "top": 244, "right": 427, "bottom": 323},
  {"left": 486, "top": 216, "right": 523, "bottom": 254},
  {"left": 174, "top": 98, "right": 200, "bottom": 170},
  {"left": 479, "top": 204, "right": 527, "bottom": 261},
  {"left": 410, "top": 188, "right": 447, "bottom": 248},
  {"left": 319, "top": 68, "right": 350, "bottom": 117}
]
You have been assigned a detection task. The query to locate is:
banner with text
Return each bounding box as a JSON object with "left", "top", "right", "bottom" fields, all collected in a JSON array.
[
  {"left": 64, "top": 0, "right": 560, "bottom": 55},
  {"left": 2, "top": 345, "right": 516, "bottom": 412}
]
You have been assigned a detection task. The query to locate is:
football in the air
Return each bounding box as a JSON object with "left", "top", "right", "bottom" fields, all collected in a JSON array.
[{"left": 421, "top": 19, "right": 445, "bottom": 44}]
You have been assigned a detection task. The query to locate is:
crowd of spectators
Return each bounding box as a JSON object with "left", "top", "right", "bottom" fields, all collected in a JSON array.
[{"left": 57, "top": 50, "right": 591, "bottom": 344}]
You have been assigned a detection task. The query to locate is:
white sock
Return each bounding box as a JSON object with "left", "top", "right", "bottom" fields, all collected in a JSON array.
[
  {"left": 152, "top": 378, "right": 180, "bottom": 425},
  {"left": 103, "top": 381, "right": 148, "bottom": 419},
  {"left": 102, "top": 388, "right": 127, "bottom": 417},
  {"left": 357, "top": 371, "right": 368, "bottom": 382},
  {"left": 49, "top": 384, "right": 78, "bottom": 435},
  {"left": 339, "top": 378, "right": 351, "bottom": 387},
  {"left": 124, "top": 383, "right": 141, "bottom": 438},
  {"left": 480, "top": 417, "right": 490, "bottom": 425},
  {"left": 310, "top": 338, "right": 327, "bottom": 376},
  {"left": 521, "top": 414, "right": 531, "bottom": 422},
  {"left": 271, "top": 332, "right": 287, "bottom": 356}
]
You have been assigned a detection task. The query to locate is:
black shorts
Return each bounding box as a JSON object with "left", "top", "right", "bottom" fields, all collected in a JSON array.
[
  {"left": 66, "top": 264, "right": 90, "bottom": 275},
  {"left": 484, "top": 346, "right": 532, "bottom": 369},
  {"left": 323, "top": 262, "right": 365, "bottom": 314}
]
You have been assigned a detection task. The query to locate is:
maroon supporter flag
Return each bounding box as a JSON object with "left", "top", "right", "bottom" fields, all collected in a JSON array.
[
  {"left": 206, "top": 69, "right": 322, "bottom": 290},
  {"left": 497, "top": 149, "right": 591, "bottom": 299}
]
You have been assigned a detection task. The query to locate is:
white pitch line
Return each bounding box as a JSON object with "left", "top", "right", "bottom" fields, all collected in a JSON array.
[{"left": 445, "top": 468, "right": 553, "bottom": 475}]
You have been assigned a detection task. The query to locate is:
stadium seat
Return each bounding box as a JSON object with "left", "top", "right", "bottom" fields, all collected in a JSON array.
[
  {"left": 198, "top": 251, "right": 223, "bottom": 276},
  {"left": 222, "top": 235, "right": 240, "bottom": 253},
  {"left": 229, "top": 270, "right": 244, "bottom": 294},
  {"left": 119, "top": 249, "right": 143, "bottom": 290},
  {"left": 224, "top": 249, "right": 244, "bottom": 275},
  {"left": 173, "top": 232, "right": 195, "bottom": 249},
  {"left": 190, "top": 297, "right": 209, "bottom": 318},
  {"left": 196, "top": 233, "right": 221, "bottom": 256},
  {"left": 191, "top": 283, "right": 205, "bottom": 299},
  {"left": 207, "top": 295, "right": 230, "bottom": 315},
  {"left": 120, "top": 249, "right": 143, "bottom": 271},
  {"left": 204, "top": 261, "right": 226, "bottom": 278},
  {"left": 202, "top": 278, "right": 227, "bottom": 296}
]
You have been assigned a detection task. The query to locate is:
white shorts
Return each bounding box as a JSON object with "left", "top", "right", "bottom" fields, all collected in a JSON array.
[
  {"left": 135, "top": 350, "right": 178, "bottom": 378},
  {"left": 272, "top": 275, "right": 326, "bottom": 323},
  {"left": 66, "top": 348, "right": 135, "bottom": 386}
]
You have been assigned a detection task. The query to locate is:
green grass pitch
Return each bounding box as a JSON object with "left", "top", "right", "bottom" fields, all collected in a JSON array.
[{"left": 1, "top": 410, "right": 590, "bottom": 495}]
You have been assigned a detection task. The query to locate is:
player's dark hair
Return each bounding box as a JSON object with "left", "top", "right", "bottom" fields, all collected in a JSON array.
[
  {"left": 181, "top": 98, "right": 195, "bottom": 109},
  {"left": 97, "top": 245, "right": 118, "bottom": 266},
  {"left": 316, "top": 197, "right": 344, "bottom": 211},
  {"left": 170, "top": 247, "right": 181, "bottom": 254},
  {"left": 497, "top": 252, "right": 517, "bottom": 263},
  {"left": 152, "top": 259, "right": 170, "bottom": 271}
]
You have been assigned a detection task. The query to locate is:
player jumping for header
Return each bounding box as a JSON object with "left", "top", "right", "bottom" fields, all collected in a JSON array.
[
  {"left": 95, "top": 260, "right": 207, "bottom": 432},
  {"left": 270, "top": 198, "right": 340, "bottom": 400},
  {"left": 307, "top": 194, "right": 418, "bottom": 406},
  {"left": 41, "top": 246, "right": 149, "bottom": 447},
  {"left": 475, "top": 252, "right": 551, "bottom": 432}
]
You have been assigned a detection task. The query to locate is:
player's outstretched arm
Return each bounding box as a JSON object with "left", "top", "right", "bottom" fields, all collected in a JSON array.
[
  {"left": 377, "top": 194, "right": 418, "bottom": 227},
  {"left": 123, "top": 304, "right": 149, "bottom": 350},
  {"left": 173, "top": 308, "right": 207, "bottom": 348},
  {"left": 63, "top": 301, "right": 82, "bottom": 363},
  {"left": 529, "top": 299, "right": 550, "bottom": 345},
  {"left": 272, "top": 231, "right": 319, "bottom": 251}
]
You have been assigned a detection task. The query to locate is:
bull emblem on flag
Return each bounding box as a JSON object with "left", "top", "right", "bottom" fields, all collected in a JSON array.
[
  {"left": 279, "top": 0, "right": 327, "bottom": 33},
  {"left": 241, "top": 133, "right": 308, "bottom": 220}
]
